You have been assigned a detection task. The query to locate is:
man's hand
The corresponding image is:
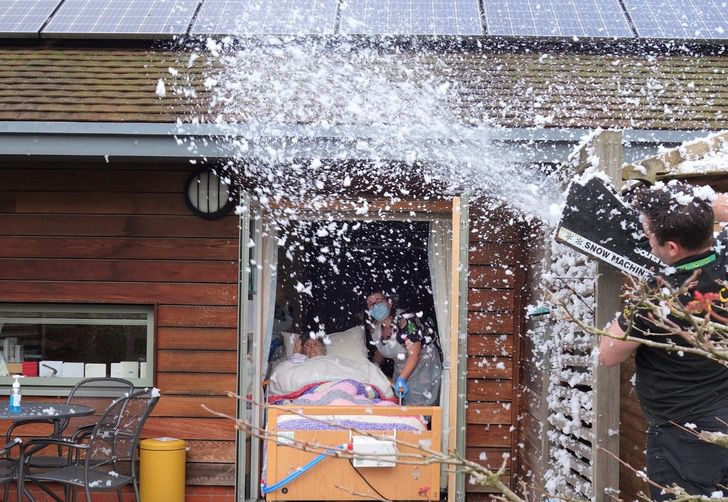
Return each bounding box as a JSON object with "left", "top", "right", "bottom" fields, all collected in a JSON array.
[{"left": 293, "top": 338, "right": 302, "bottom": 354}]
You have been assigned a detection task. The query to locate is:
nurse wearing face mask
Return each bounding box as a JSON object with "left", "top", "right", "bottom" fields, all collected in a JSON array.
[{"left": 366, "top": 290, "right": 441, "bottom": 406}]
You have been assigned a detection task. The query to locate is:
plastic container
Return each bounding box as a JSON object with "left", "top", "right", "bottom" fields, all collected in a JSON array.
[
  {"left": 139, "top": 437, "right": 186, "bottom": 502},
  {"left": 9, "top": 375, "right": 22, "bottom": 412}
]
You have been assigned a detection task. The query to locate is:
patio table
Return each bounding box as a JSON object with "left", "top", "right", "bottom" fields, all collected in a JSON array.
[{"left": 0, "top": 402, "right": 94, "bottom": 501}]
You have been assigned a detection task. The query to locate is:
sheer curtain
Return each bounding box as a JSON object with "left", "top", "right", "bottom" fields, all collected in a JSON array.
[
  {"left": 260, "top": 224, "right": 279, "bottom": 379},
  {"left": 428, "top": 219, "right": 452, "bottom": 459}
]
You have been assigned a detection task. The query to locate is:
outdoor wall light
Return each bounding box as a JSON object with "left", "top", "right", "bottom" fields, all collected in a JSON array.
[{"left": 184, "top": 167, "right": 236, "bottom": 220}]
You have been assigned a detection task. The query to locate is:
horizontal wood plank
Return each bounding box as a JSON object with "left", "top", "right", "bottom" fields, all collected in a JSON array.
[
  {"left": 143, "top": 417, "right": 236, "bottom": 441},
  {"left": 467, "top": 334, "right": 513, "bottom": 356},
  {"left": 158, "top": 327, "right": 237, "bottom": 350},
  {"left": 157, "top": 350, "right": 238, "bottom": 373},
  {"left": 468, "top": 267, "right": 515, "bottom": 288},
  {"left": 468, "top": 244, "right": 517, "bottom": 266},
  {"left": 0, "top": 258, "right": 236, "bottom": 283},
  {"left": 468, "top": 313, "right": 514, "bottom": 334},
  {"left": 467, "top": 358, "right": 512, "bottom": 379},
  {"left": 466, "top": 380, "right": 513, "bottom": 401},
  {"left": 186, "top": 440, "right": 236, "bottom": 463},
  {"left": 152, "top": 395, "right": 238, "bottom": 417},
  {"left": 466, "top": 425, "right": 512, "bottom": 448},
  {"left": 1, "top": 168, "right": 185, "bottom": 193},
  {"left": 466, "top": 403, "right": 513, "bottom": 425},
  {"left": 186, "top": 462, "right": 236, "bottom": 486},
  {"left": 0, "top": 281, "right": 236, "bottom": 305},
  {"left": 0, "top": 214, "right": 237, "bottom": 239},
  {"left": 465, "top": 447, "right": 513, "bottom": 471},
  {"left": 156, "top": 373, "right": 238, "bottom": 395},
  {"left": 0, "top": 236, "right": 237, "bottom": 260},
  {"left": 158, "top": 305, "right": 238, "bottom": 328},
  {"left": 8, "top": 192, "right": 191, "bottom": 215},
  {"left": 468, "top": 289, "right": 514, "bottom": 311}
]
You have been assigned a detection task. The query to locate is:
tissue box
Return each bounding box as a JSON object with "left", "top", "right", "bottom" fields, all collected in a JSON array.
[
  {"left": 111, "top": 361, "right": 138, "bottom": 379},
  {"left": 22, "top": 361, "right": 38, "bottom": 377},
  {"left": 62, "top": 362, "right": 84, "bottom": 378},
  {"left": 40, "top": 360, "right": 63, "bottom": 377},
  {"left": 84, "top": 363, "right": 107, "bottom": 378}
]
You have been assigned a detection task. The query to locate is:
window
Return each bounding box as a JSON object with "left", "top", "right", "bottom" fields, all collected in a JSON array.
[{"left": 0, "top": 304, "right": 154, "bottom": 393}]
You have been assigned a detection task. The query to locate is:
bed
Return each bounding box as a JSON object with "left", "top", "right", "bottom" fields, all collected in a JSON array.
[{"left": 263, "top": 326, "right": 442, "bottom": 501}]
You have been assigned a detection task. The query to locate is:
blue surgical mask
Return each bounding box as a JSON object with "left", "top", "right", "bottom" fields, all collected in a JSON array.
[{"left": 369, "top": 302, "right": 390, "bottom": 321}]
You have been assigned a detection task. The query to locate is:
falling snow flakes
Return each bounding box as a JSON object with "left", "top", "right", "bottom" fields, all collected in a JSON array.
[{"left": 155, "top": 79, "right": 166, "bottom": 98}]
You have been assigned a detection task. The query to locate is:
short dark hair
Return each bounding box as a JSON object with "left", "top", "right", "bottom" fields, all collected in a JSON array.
[{"left": 632, "top": 181, "right": 714, "bottom": 251}]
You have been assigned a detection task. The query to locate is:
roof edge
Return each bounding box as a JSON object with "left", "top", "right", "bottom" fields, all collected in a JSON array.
[{"left": 0, "top": 121, "right": 715, "bottom": 163}]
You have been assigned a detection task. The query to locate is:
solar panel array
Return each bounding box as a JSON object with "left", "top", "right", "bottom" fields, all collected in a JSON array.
[
  {"left": 339, "top": 0, "right": 483, "bottom": 36},
  {"left": 623, "top": 0, "right": 728, "bottom": 39},
  {"left": 484, "top": 0, "right": 633, "bottom": 38},
  {"left": 43, "top": 0, "right": 200, "bottom": 37},
  {"left": 1, "top": 0, "right": 727, "bottom": 40},
  {"left": 0, "top": 0, "right": 61, "bottom": 36},
  {"left": 191, "top": 0, "right": 338, "bottom": 35}
]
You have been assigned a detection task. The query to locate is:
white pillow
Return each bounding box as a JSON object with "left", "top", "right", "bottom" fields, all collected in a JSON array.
[
  {"left": 281, "top": 326, "right": 368, "bottom": 363},
  {"left": 323, "top": 325, "right": 367, "bottom": 362}
]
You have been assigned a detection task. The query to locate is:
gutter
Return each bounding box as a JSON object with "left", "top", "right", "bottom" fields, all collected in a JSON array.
[{"left": 0, "top": 121, "right": 713, "bottom": 163}]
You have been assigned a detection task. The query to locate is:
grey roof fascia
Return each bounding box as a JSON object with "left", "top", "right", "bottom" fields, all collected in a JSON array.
[{"left": 0, "top": 121, "right": 714, "bottom": 163}]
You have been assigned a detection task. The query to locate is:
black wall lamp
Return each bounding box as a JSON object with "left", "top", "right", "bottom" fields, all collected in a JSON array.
[{"left": 184, "top": 167, "right": 236, "bottom": 220}]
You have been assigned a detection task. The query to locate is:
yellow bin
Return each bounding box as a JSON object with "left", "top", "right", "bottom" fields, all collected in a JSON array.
[{"left": 139, "top": 437, "right": 186, "bottom": 502}]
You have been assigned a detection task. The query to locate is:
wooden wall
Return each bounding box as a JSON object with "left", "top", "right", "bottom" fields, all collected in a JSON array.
[
  {"left": 465, "top": 207, "right": 528, "bottom": 500},
  {"left": 0, "top": 161, "right": 239, "bottom": 486}
]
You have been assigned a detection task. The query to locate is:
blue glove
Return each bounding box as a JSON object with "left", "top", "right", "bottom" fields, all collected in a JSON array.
[{"left": 395, "top": 377, "right": 409, "bottom": 398}]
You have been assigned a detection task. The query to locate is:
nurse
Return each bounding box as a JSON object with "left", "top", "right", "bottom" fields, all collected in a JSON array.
[{"left": 366, "top": 290, "right": 441, "bottom": 406}]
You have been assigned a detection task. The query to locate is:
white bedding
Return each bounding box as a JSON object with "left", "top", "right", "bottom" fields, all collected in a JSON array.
[{"left": 268, "top": 355, "right": 394, "bottom": 398}]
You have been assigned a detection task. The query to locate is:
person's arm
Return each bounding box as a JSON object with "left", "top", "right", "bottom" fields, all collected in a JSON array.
[
  {"left": 599, "top": 320, "right": 640, "bottom": 367},
  {"left": 372, "top": 349, "right": 385, "bottom": 366},
  {"left": 398, "top": 341, "right": 422, "bottom": 380},
  {"left": 714, "top": 193, "right": 728, "bottom": 223}
]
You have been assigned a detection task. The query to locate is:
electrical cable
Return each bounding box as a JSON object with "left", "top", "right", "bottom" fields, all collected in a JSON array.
[{"left": 348, "top": 459, "right": 388, "bottom": 501}]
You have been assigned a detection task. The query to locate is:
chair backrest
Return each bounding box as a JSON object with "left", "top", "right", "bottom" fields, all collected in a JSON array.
[
  {"left": 86, "top": 388, "right": 159, "bottom": 471},
  {"left": 62, "top": 378, "right": 135, "bottom": 436}
]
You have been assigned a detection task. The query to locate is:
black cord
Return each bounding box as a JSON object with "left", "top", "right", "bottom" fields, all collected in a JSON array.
[{"left": 348, "top": 459, "right": 388, "bottom": 501}]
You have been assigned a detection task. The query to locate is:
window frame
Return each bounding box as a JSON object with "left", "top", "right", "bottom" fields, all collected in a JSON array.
[{"left": 0, "top": 303, "right": 154, "bottom": 396}]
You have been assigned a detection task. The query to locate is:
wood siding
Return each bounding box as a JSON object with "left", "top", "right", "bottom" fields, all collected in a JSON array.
[
  {"left": 466, "top": 209, "right": 528, "bottom": 498},
  {"left": 0, "top": 161, "right": 239, "bottom": 486}
]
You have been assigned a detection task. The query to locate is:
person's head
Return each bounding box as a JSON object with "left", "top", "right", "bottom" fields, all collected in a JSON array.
[
  {"left": 366, "top": 290, "right": 394, "bottom": 322},
  {"left": 632, "top": 181, "right": 714, "bottom": 265},
  {"left": 301, "top": 336, "right": 326, "bottom": 358}
]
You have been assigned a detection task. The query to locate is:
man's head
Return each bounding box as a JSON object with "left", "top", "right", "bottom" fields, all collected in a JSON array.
[
  {"left": 632, "top": 181, "right": 714, "bottom": 265},
  {"left": 301, "top": 337, "right": 326, "bottom": 358}
]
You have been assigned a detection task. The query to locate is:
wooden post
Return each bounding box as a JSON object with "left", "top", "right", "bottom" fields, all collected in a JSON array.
[{"left": 584, "top": 131, "right": 623, "bottom": 501}]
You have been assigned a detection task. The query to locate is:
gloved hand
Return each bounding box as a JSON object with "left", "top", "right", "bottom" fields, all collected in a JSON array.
[{"left": 395, "top": 376, "right": 409, "bottom": 398}]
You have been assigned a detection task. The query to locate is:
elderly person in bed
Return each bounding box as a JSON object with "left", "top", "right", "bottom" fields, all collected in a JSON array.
[
  {"left": 366, "top": 290, "right": 441, "bottom": 406},
  {"left": 287, "top": 336, "right": 326, "bottom": 363}
]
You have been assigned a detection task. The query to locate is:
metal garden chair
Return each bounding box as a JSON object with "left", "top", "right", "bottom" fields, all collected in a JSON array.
[
  {"left": 7, "top": 377, "right": 134, "bottom": 470},
  {"left": 20, "top": 388, "right": 159, "bottom": 502},
  {"left": 0, "top": 439, "right": 21, "bottom": 501}
]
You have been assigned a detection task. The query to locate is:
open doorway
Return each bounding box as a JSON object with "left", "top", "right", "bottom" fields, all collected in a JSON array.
[{"left": 273, "top": 220, "right": 438, "bottom": 345}]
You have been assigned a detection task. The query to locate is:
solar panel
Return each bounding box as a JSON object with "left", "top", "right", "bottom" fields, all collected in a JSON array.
[
  {"left": 484, "top": 0, "right": 634, "bottom": 38},
  {"left": 42, "top": 0, "right": 200, "bottom": 37},
  {"left": 190, "top": 0, "right": 339, "bottom": 35},
  {"left": 339, "top": 0, "right": 483, "bottom": 36},
  {"left": 0, "top": 0, "right": 61, "bottom": 36},
  {"left": 623, "top": 0, "right": 728, "bottom": 39}
]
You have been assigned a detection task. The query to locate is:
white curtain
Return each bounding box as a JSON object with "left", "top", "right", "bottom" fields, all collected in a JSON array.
[
  {"left": 260, "top": 224, "right": 279, "bottom": 379},
  {"left": 428, "top": 220, "right": 452, "bottom": 459}
]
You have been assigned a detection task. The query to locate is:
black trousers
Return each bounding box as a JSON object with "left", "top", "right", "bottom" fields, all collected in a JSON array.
[{"left": 646, "top": 407, "right": 728, "bottom": 500}]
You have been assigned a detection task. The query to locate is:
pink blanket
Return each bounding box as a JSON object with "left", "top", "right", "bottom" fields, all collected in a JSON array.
[{"left": 268, "top": 379, "right": 397, "bottom": 406}]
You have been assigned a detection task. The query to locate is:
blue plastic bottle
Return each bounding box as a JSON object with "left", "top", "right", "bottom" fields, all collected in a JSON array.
[{"left": 9, "top": 374, "right": 21, "bottom": 412}]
